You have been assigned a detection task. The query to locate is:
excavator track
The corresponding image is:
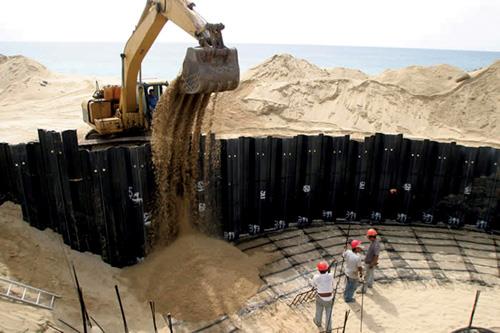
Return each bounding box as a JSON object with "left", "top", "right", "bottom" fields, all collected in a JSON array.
[{"left": 80, "top": 134, "right": 151, "bottom": 150}]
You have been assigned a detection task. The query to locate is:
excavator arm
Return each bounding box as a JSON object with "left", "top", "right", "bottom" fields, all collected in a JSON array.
[
  {"left": 120, "top": 0, "right": 239, "bottom": 116},
  {"left": 82, "top": 0, "right": 238, "bottom": 137}
]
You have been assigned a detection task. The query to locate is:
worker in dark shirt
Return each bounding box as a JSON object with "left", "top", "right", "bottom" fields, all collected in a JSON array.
[
  {"left": 147, "top": 88, "right": 158, "bottom": 111},
  {"left": 359, "top": 228, "right": 380, "bottom": 293}
]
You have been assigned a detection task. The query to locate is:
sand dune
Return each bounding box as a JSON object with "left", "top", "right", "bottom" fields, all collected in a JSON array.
[
  {"left": 210, "top": 54, "right": 500, "bottom": 147},
  {"left": 1, "top": 53, "right": 500, "bottom": 330},
  {"left": 373, "top": 64, "right": 466, "bottom": 95},
  {"left": 0, "top": 55, "right": 112, "bottom": 144},
  {"left": 1, "top": 54, "right": 498, "bottom": 147}
]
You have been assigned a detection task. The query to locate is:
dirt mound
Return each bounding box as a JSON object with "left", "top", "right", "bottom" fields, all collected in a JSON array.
[
  {"left": 243, "top": 53, "right": 330, "bottom": 81},
  {"left": 209, "top": 56, "right": 500, "bottom": 147},
  {"left": 326, "top": 67, "right": 369, "bottom": 80},
  {"left": 374, "top": 64, "right": 466, "bottom": 95},
  {"left": 428, "top": 60, "right": 500, "bottom": 140},
  {"left": 243, "top": 54, "right": 369, "bottom": 82},
  {"left": 0, "top": 55, "right": 51, "bottom": 93},
  {"left": 0, "top": 55, "right": 103, "bottom": 144},
  {"left": 122, "top": 233, "right": 267, "bottom": 321},
  {"left": 0, "top": 202, "right": 153, "bottom": 332}
]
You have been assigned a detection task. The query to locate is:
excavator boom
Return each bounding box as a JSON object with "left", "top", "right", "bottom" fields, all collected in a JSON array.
[
  {"left": 120, "top": 0, "right": 239, "bottom": 116},
  {"left": 82, "top": 0, "right": 239, "bottom": 137}
]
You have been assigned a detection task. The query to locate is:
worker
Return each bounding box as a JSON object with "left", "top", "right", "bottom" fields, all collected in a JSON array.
[
  {"left": 147, "top": 88, "right": 158, "bottom": 111},
  {"left": 312, "top": 260, "right": 334, "bottom": 332},
  {"left": 343, "top": 240, "right": 363, "bottom": 303},
  {"left": 360, "top": 228, "right": 380, "bottom": 293}
]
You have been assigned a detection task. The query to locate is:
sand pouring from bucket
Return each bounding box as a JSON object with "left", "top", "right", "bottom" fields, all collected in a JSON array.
[
  {"left": 181, "top": 47, "right": 240, "bottom": 94},
  {"left": 180, "top": 23, "right": 240, "bottom": 94}
]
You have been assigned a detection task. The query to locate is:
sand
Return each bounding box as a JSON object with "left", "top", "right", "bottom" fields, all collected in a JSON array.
[
  {"left": 373, "top": 64, "right": 467, "bottom": 95},
  {"left": 122, "top": 233, "right": 269, "bottom": 321},
  {"left": 209, "top": 54, "right": 500, "bottom": 147},
  {"left": 0, "top": 202, "right": 152, "bottom": 332},
  {"left": 1, "top": 53, "right": 500, "bottom": 331},
  {"left": 1, "top": 53, "right": 499, "bottom": 147},
  {"left": 150, "top": 78, "right": 212, "bottom": 243},
  {"left": 0, "top": 55, "right": 271, "bottom": 328},
  {"left": 2, "top": 202, "right": 500, "bottom": 332},
  {"left": 0, "top": 54, "right": 115, "bottom": 144},
  {"left": 237, "top": 282, "right": 500, "bottom": 333},
  {"left": 129, "top": 77, "right": 269, "bottom": 322}
]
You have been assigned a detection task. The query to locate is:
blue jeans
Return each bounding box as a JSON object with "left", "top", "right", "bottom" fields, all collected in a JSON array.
[
  {"left": 344, "top": 276, "right": 359, "bottom": 302},
  {"left": 314, "top": 296, "right": 333, "bottom": 332},
  {"left": 362, "top": 263, "right": 375, "bottom": 292}
]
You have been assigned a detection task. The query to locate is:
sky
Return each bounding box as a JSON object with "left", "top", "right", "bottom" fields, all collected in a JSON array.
[{"left": 0, "top": 0, "right": 499, "bottom": 51}]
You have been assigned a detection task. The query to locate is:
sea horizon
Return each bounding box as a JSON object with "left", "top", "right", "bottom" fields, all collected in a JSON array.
[{"left": 1, "top": 41, "right": 499, "bottom": 80}]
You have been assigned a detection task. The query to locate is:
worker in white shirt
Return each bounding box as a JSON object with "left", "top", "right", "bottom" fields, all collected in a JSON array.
[
  {"left": 312, "top": 260, "right": 335, "bottom": 332},
  {"left": 343, "top": 240, "right": 364, "bottom": 303}
]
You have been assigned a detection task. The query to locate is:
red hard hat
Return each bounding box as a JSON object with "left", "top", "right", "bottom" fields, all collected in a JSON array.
[
  {"left": 351, "top": 240, "right": 363, "bottom": 249},
  {"left": 317, "top": 261, "right": 328, "bottom": 272},
  {"left": 367, "top": 228, "right": 378, "bottom": 237}
]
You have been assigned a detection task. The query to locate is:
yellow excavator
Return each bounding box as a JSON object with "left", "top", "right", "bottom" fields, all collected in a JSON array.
[{"left": 82, "top": 0, "right": 239, "bottom": 140}]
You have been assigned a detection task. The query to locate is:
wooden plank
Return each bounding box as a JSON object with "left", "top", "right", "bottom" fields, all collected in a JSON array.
[
  {"left": 294, "top": 135, "right": 309, "bottom": 226},
  {"left": 51, "top": 131, "right": 80, "bottom": 249},
  {"left": 219, "top": 139, "right": 231, "bottom": 237},
  {"left": 229, "top": 139, "right": 240, "bottom": 236},
  {"left": 89, "top": 149, "right": 112, "bottom": 263},
  {"left": 25, "top": 142, "right": 49, "bottom": 229},
  {"left": 78, "top": 149, "right": 101, "bottom": 254},
  {"left": 108, "top": 147, "right": 134, "bottom": 266},
  {"left": 62, "top": 130, "right": 88, "bottom": 251},
  {"left": 0, "top": 143, "right": 20, "bottom": 204},
  {"left": 278, "top": 137, "right": 297, "bottom": 225},
  {"left": 0, "top": 143, "right": 10, "bottom": 204},
  {"left": 254, "top": 137, "right": 274, "bottom": 231},
  {"left": 241, "top": 137, "right": 255, "bottom": 233},
  {"left": 9, "top": 144, "right": 30, "bottom": 222},
  {"left": 128, "top": 146, "right": 147, "bottom": 260},
  {"left": 39, "top": 129, "right": 71, "bottom": 236},
  {"left": 37, "top": 129, "right": 58, "bottom": 230},
  {"left": 269, "top": 137, "right": 282, "bottom": 229},
  {"left": 141, "top": 144, "right": 155, "bottom": 236}
]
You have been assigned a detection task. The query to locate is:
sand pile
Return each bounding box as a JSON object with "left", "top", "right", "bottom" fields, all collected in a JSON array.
[
  {"left": 0, "top": 202, "right": 152, "bottom": 332},
  {"left": 122, "top": 233, "right": 267, "bottom": 321},
  {"left": 374, "top": 64, "right": 466, "bottom": 95},
  {"left": 209, "top": 54, "right": 500, "bottom": 147},
  {"left": 0, "top": 55, "right": 51, "bottom": 94},
  {"left": 1, "top": 53, "right": 498, "bottom": 146},
  {"left": 123, "top": 78, "right": 268, "bottom": 321},
  {"left": 0, "top": 54, "right": 110, "bottom": 143},
  {"left": 243, "top": 54, "right": 331, "bottom": 81},
  {"left": 326, "top": 67, "right": 369, "bottom": 81}
]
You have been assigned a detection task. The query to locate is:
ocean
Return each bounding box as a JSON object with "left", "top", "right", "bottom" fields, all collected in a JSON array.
[{"left": 1, "top": 42, "right": 499, "bottom": 80}]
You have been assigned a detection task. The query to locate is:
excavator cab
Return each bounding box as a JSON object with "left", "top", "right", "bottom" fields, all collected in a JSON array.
[{"left": 138, "top": 81, "right": 169, "bottom": 128}]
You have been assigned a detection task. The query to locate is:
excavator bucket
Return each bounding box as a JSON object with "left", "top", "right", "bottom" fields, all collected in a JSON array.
[{"left": 180, "top": 47, "right": 240, "bottom": 94}]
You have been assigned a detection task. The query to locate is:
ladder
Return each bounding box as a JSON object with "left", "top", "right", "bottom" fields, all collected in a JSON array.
[
  {"left": 0, "top": 276, "right": 61, "bottom": 310},
  {"left": 289, "top": 288, "right": 316, "bottom": 307}
]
